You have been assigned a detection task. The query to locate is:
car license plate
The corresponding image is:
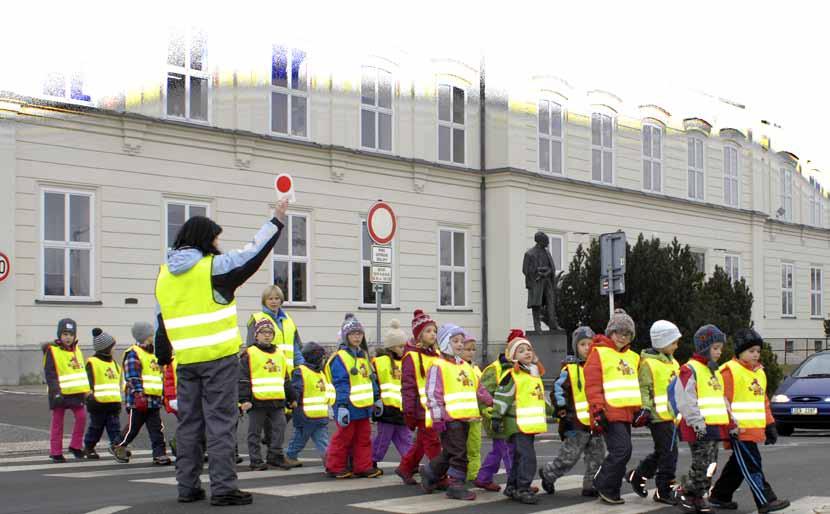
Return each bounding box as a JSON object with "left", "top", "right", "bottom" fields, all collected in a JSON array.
[{"left": 791, "top": 407, "right": 818, "bottom": 415}]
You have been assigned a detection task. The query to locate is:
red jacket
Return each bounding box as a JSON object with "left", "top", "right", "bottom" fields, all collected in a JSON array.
[
  {"left": 401, "top": 341, "right": 439, "bottom": 421},
  {"left": 722, "top": 358, "right": 774, "bottom": 443},
  {"left": 162, "top": 363, "right": 177, "bottom": 414},
  {"left": 584, "top": 334, "right": 639, "bottom": 423}
]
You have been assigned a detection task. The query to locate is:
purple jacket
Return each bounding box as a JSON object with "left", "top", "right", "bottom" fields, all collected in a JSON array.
[{"left": 425, "top": 353, "right": 493, "bottom": 423}]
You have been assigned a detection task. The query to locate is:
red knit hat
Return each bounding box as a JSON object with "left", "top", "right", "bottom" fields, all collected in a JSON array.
[{"left": 411, "top": 309, "right": 436, "bottom": 343}]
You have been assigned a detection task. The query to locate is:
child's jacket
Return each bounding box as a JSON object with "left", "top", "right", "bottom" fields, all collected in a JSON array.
[
  {"left": 674, "top": 354, "right": 735, "bottom": 442},
  {"left": 720, "top": 358, "right": 774, "bottom": 443}
]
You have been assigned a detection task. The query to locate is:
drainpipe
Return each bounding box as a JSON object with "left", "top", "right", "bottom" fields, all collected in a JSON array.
[{"left": 479, "top": 54, "right": 489, "bottom": 364}]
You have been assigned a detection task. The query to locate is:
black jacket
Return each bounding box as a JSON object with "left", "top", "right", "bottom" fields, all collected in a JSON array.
[
  {"left": 85, "top": 352, "right": 122, "bottom": 414},
  {"left": 372, "top": 349, "right": 404, "bottom": 425}
]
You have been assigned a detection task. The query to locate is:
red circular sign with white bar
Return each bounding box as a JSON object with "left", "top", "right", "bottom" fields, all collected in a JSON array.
[
  {"left": 367, "top": 202, "right": 397, "bottom": 245},
  {"left": 0, "top": 252, "right": 9, "bottom": 282}
]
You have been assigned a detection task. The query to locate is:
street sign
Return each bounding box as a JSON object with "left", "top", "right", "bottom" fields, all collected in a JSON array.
[
  {"left": 371, "top": 245, "right": 392, "bottom": 264},
  {"left": 367, "top": 201, "right": 397, "bottom": 245},
  {"left": 0, "top": 252, "right": 9, "bottom": 282},
  {"left": 599, "top": 231, "right": 626, "bottom": 316},
  {"left": 274, "top": 173, "right": 296, "bottom": 203},
  {"left": 370, "top": 265, "right": 392, "bottom": 284}
]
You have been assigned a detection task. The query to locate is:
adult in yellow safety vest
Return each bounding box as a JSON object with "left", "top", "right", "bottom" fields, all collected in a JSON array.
[
  {"left": 246, "top": 284, "right": 304, "bottom": 373},
  {"left": 83, "top": 328, "right": 123, "bottom": 459}
]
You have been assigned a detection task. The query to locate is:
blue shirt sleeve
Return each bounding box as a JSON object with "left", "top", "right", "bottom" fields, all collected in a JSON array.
[{"left": 554, "top": 368, "right": 569, "bottom": 408}]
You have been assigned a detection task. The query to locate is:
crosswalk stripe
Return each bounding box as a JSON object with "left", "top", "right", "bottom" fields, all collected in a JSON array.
[
  {"left": 0, "top": 450, "right": 152, "bottom": 465},
  {"left": 531, "top": 492, "right": 665, "bottom": 514},
  {"left": 774, "top": 496, "right": 830, "bottom": 513},
  {"left": 249, "top": 474, "right": 404, "bottom": 496},
  {"left": 46, "top": 466, "right": 175, "bottom": 479},
  {"left": 81, "top": 506, "right": 130, "bottom": 514},
  {"left": 0, "top": 456, "right": 155, "bottom": 473}
]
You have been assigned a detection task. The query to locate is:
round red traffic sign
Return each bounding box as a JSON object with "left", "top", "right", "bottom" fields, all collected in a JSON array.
[
  {"left": 0, "top": 252, "right": 9, "bottom": 282},
  {"left": 367, "top": 202, "right": 397, "bottom": 245},
  {"left": 275, "top": 174, "right": 293, "bottom": 193}
]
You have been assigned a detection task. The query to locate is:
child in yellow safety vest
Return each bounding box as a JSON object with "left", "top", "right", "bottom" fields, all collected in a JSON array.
[
  {"left": 82, "top": 328, "right": 123, "bottom": 459},
  {"left": 539, "top": 326, "right": 606, "bottom": 498},
  {"left": 625, "top": 320, "right": 681, "bottom": 505},
  {"left": 491, "top": 330, "right": 551, "bottom": 505},
  {"left": 370, "top": 319, "right": 413, "bottom": 466},
  {"left": 709, "top": 329, "right": 790, "bottom": 513},
  {"left": 461, "top": 332, "right": 485, "bottom": 484},
  {"left": 286, "top": 342, "right": 333, "bottom": 464}
]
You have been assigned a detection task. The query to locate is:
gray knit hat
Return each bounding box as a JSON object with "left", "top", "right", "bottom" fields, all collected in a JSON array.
[
  {"left": 605, "top": 309, "right": 635, "bottom": 339},
  {"left": 92, "top": 328, "right": 116, "bottom": 353},
  {"left": 57, "top": 318, "right": 77, "bottom": 338},
  {"left": 694, "top": 324, "right": 725, "bottom": 355},
  {"left": 384, "top": 319, "right": 408, "bottom": 349},
  {"left": 571, "top": 326, "right": 595, "bottom": 353},
  {"left": 131, "top": 321, "right": 155, "bottom": 343}
]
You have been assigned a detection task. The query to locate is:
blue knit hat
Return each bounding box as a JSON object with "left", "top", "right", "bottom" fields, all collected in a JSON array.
[
  {"left": 694, "top": 324, "right": 725, "bottom": 355},
  {"left": 437, "top": 323, "right": 464, "bottom": 355}
]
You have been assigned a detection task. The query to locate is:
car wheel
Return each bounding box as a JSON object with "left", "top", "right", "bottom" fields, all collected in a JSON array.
[{"left": 776, "top": 422, "right": 794, "bottom": 436}]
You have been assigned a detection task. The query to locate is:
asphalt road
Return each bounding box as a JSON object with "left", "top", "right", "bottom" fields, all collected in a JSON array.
[{"left": 2, "top": 387, "right": 829, "bottom": 514}]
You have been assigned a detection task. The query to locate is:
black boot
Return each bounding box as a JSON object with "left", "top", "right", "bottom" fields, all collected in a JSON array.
[
  {"left": 759, "top": 499, "right": 791, "bottom": 513},
  {"left": 538, "top": 468, "right": 555, "bottom": 494},
  {"left": 626, "top": 469, "right": 648, "bottom": 498},
  {"left": 210, "top": 490, "right": 253, "bottom": 506},
  {"left": 84, "top": 447, "right": 100, "bottom": 460}
]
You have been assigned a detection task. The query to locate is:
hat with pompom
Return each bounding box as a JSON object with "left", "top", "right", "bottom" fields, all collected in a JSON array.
[
  {"left": 411, "top": 309, "right": 436, "bottom": 343},
  {"left": 384, "top": 319, "right": 408, "bottom": 348},
  {"left": 505, "top": 329, "right": 533, "bottom": 362}
]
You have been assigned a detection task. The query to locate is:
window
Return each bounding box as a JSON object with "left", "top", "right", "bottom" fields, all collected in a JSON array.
[
  {"left": 273, "top": 214, "right": 310, "bottom": 304},
  {"left": 271, "top": 46, "right": 308, "bottom": 137},
  {"left": 361, "top": 67, "right": 393, "bottom": 152},
  {"left": 166, "top": 28, "right": 208, "bottom": 121},
  {"left": 815, "top": 340, "right": 825, "bottom": 353},
  {"left": 439, "top": 229, "right": 468, "bottom": 308},
  {"left": 361, "top": 221, "right": 393, "bottom": 306},
  {"left": 809, "top": 179, "right": 823, "bottom": 227},
  {"left": 811, "top": 267, "right": 823, "bottom": 318},
  {"left": 688, "top": 137, "right": 705, "bottom": 200},
  {"left": 642, "top": 124, "right": 663, "bottom": 192},
  {"left": 538, "top": 100, "right": 564, "bottom": 174},
  {"left": 42, "top": 189, "right": 94, "bottom": 298},
  {"left": 438, "top": 84, "right": 465, "bottom": 165},
  {"left": 724, "top": 254, "right": 740, "bottom": 283},
  {"left": 691, "top": 251, "right": 706, "bottom": 275},
  {"left": 779, "top": 167, "right": 793, "bottom": 222},
  {"left": 782, "top": 262, "right": 794, "bottom": 317},
  {"left": 547, "top": 234, "right": 564, "bottom": 272},
  {"left": 785, "top": 340, "right": 794, "bottom": 353},
  {"left": 43, "top": 71, "right": 90, "bottom": 102},
  {"left": 165, "top": 201, "right": 208, "bottom": 250},
  {"left": 723, "top": 145, "right": 739, "bottom": 207},
  {"left": 591, "top": 113, "right": 614, "bottom": 183}
]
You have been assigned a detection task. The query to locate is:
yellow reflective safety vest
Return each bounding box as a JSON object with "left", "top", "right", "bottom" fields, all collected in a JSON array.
[
  {"left": 642, "top": 355, "right": 680, "bottom": 422},
  {"left": 48, "top": 345, "right": 90, "bottom": 395},
  {"left": 402, "top": 349, "right": 437, "bottom": 422},
  {"left": 472, "top": 364, "right": 482, "bottom": 380},
  {"left": 247, "top": 345, "right": 287, "bottom": 401},
  {"left": 155, "top": 256, "right": 242, "bottom": 366},
  {"left": 595, "top": 346, "right": 642, "bottom": 408},
  {"left": 373, "top": 355, "right": 402, "bottom": 410},
  {"left": 249, "top": 311, "right": 296, "bottom": 372},
  {"left": 431, "top": 358, "right": 480, "bottom": 422},
  {"left": 482, "top": 359, "right": 507, "bottom": 386},
  {"left": 721, "top": 360, "right": 767, "bottom": 429},
  {"left": 123, "top": 345, "right": 163, "bottom": 396},
  {"left": 298, "top": 364, "right": 333, "bottom": 418},
  {"left": 328, "top": 349, "right": 374, "bottom": 409},
  {"left": 513, "top": 369, "right": 548, "bottom": 434},
  {"left": 87, "top": 356, "right": 122, "bottom": 403},
  {"left": 565, "top": 362, "right": 591, "bottom": 426},
  {"left": 686, "top": 359, "right": 729, "bottom": 425}
]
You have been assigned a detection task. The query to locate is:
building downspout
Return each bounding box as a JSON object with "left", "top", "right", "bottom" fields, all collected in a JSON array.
[{"left": 479, "top": 54, "right": 489, "bottom": 364}]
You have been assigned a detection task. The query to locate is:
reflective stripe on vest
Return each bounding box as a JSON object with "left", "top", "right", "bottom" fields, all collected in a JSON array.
[
  {"left": 513, "top": 370, "right": 547, "bottom": 434},
  {"left": 433, "top": 358, "right": 479, "bottom": 421},
  {"left": 50, "top": 346, "right": 90, "bottom": 395},
  {"left": 686, "top": 359, "right": 729, "bottom": 425},
  {"left": 333, "top": 349, "right": 374, "bottom": 408},
  {"left": 299, "top": 364, "right": 331, "bottom": 418},
  {"left": 124, "top": 345, "right": 163, "bottom": 396},
  {"left": 372, "top": 355, "right": 402, "bottom": 410},
  {"left": 248, "top": 346, "right": 286, "bottom": 400},
  {"left": 565, "top": 363, "right": 591, "bottom": 426},
  {"left": 721, "top": 360, "right": 767, "bottom": 428},
  {"left": 643, "top": 356, "right": 680, "bottom": 422},
  {"left": 250, "top": 312, "right": 296, "bottom": 372},
  {"left": 87, "top": 356, "right": 121, "bottom": 403},
  {"left": 595, "top": 346, "right": 642, "bottom": 408},
  {"left": 155, "top": 256, "right": 242, "bottom": 366}
]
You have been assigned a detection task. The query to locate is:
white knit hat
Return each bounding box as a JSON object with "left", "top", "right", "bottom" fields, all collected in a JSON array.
[{"left": 650, "top": 320, "right": 681, "bottom": 349}]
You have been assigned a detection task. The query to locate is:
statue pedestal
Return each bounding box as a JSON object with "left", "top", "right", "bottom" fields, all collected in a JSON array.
[{"left": 526, "top": 330, "right": 568, "bottom": 384}]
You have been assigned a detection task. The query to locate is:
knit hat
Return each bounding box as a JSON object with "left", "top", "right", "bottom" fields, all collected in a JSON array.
[
  {"left": 301, "top": 341, "right": 326, "bottom": 366},
  {"left": 57, "top": 318, "right": 77, "bottom": 338},
  {"left": 505, "top": 329, "right": 533, "bottom": 362},
  {"left": 694, "top": 324, "right": 726, "bottom": 355},
  {"left": 131, "top": 321, "right": 154, "bottom": 344},
  {"left": 340, "top": 313, "right": 365, "bottom": 342},
  {"left": 254, "top": 318, "right": 275, "bottom": 335},
  {"left": 571, "top": 326, "right": 595, "bottom": 353},
  {"left": 91, "top": 328, "right": 116, "bottom": 353},
  {"left": 411, "top": 309, "right": 436, "bottom": 343},
  {"left": 463, "top": 330, "right": 476, "bottom": 343},
  {"left": 437, "top": 323, "right": 465, "bottom": 355},
  {"left": 605, "top": 308, "right": 635, "bottom": 339},
  {"left": 650, "top": 320, "right": 681, "bottom": 350},
  {"left": 734, "top": 328, "right": 763, "bottom": 356},
  {"left": 384, "top": 319, "right": 408, "bottom": 349}
]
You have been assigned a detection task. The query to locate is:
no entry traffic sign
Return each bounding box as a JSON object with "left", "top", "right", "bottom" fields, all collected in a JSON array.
[
  {"left": 0, "top": 252, "right": 9, "bottom": 282},
  {"left": 367, "top": 201, "right": 397, "bottom": 245}
]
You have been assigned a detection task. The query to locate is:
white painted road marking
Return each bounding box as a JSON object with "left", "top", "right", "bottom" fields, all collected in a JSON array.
[
  {"left": 0, "top": 456, "right": 155, "bottom": 472},
  {"left": 532, "top": 492, "right": 665, "bottom": 514},
  {"left": 81, "top": 507, "right": 131, "bottom": 514},
  {"left": 773, "top": 496, "right": 830, "bottom": 513}
]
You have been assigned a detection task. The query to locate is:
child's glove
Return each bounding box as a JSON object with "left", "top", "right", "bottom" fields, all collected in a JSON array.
[
  {"left": 693, "top": 422, "right": 707, "bottom": 440},
  {"left": 133, "top": 392, "right": 148, "bottom": 413},
  {"left": 490, "top": 417, "right": 503, "bottom": 434},
  {"left": 431, "top": 420, "right": 446, "bottom": 433},
  {"left": 336, "top": 407, "right": 350, "bottom": 427},
  {"left": 591, "top": 409, "right": 609, "bottom": 434},
  {"left": 481, "top": 406, "right": 494, "bottom": 420},
  {"left": 372, "top": 400, "right": 384, "bottom": 418},
  {"left": 764, "top": 424, "right": 778, "bottom": 445},
  {"left": 404, "top": 414, "right": 418, "bottom": 431},
  {"left": 632, "top": 408, "right": 651, "bottom": 428}
]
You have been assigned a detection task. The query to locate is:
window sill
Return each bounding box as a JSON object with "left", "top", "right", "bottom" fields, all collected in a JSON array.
[
  {"left": 781, "top": 316, "right": 797, "bottom": 319},
  {"left": 436, "top": 308, "right": 475, "bottom": 313},
  {"left": 35, "top": 299, "right": 103, "bottom": 306},
  {"left": 358, "top": 306, "right": 400, "bottom": 311},
  {"left": 810, "top": 316, "right": 823, "bottom": 320},
  {"left": 285, "top": 304, "right": 316, "bottom": 310}
]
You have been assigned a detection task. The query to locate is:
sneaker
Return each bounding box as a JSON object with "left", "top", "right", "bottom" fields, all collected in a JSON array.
[
  {"left": 581, "top": 488, "right": 599, "bottom": 498},
  {"left": 708, "top": 496, "right": 738, "bottom": 510},
  {"left": 473, "top": 479, "right": 501, "bottom": 492},
  {"left": 267, "top": 455, "right": 292, "bottom": 470},
  {"left": 511, "top": 490, "right": 540, "bottom": 505},
  {"left": 249, "top": 462, "right": 268, "bottom": 471},
  {"left": 395, "top": 467, "right": 417, "bottom": 485},
  {"left": 530, "top": 485, "right": 540, "bottom": 494},
  {"left": 354, "top": 467, "right": 383, "bottom": 478},
  {"left": 235, "top": 455, "right": 243, "bottom": 464},
  {"left": 446, "top": 480, "right": 476, "bottom": 501},
  {"left": 177, "top": 488, "right": 206, "bottom": 503},
  {"left": 419, "top": 465, "right": 437, "bottom": 493},
  {"left": 696, "top": 498, "right": 714, "bottom": 514},
  {"left": 676, "top": 490, "right": 697, "bottom": 513},
  {"left": 49, "top": 454, "right": 66, "bottom": 463},
  {"left": 626, "top": 469, "right": 648, "bottom": 498},
  {"left": 108, "top": 445, "right": 130, "bottom": 464},
  {"left": 539, "top": 468, "right": 555, "bottom": 494},
  {"left": 598, "top": 490, "right": 625, "bottom": 505},
  {"left": 326, "top": 470, "right": 352, "bottom": 479},
  {"left": 84, "top": 448, "right": 100, "bottom": 460},
  {"left": 502, "top": 485, "right": 516, "bottom": 499},
  {"left": 153, "top": 456, "right": 172, "bottom": 466},
  {"left": 759, "top": 499, "right": 791, "bottom": 513},
  {"left": 653, "top": 489, "right": 677, "bottom": 506},
  {"left": 210, "top": 489, "right": 253, "bottom": 506},
  {"left": 282, "top": 457, "right": 303, "bottom": 468},
  {"left": 69, "top": 447, "right": 86, "bottom": 460}
]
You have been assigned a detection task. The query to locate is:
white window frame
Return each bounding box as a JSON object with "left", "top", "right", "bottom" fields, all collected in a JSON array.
[
  {"left": 40, "top": 187, "right": 95, "bottom": 300},
  {"left": 780, "top": 166, "right": 793, "bottom": 222},
  {"left": 547, "top": 233, "right": 565, "bottom": 274},
  {"left": 164, "top": 27, "right": 210, "bottom": 123},
  {"left": 687, "top": 136, "right": 705, "bottom": 201},
  {"left": 437, "top": 83, "right": 466, "bottom": 165},
  {"left": 360, "top": 66, "right": 394, "bottom": 153},
  {"left": 163, "top": 199, "right": 210, "bottom": 252},
  {"left": 809, "top": 180, "right": 821, "bottom": 226},
  {"left": 591, "top": 112, "right": 615, "bottom": 184},
  {"left": 438, "top": 228, "right": 470, "bottom": 309},
  {"left": 781, "top": 262, "right": 795, "bottom": 318},
  {"left": 641, "top": 123, "right": 663, "bottom": 192},
  {"left": 269, "top": 45, "right": 310, "bottom": 139},
  {"left": 272, "top": 212, "right": 311, "bottom": 306},
  {"left": 42, "top": 71, "right": 92, "bottom": 105},
  {"left": 691, "top": 249, "right": 706, "bottom": 275},
  {"left": 724, "top": 254, "right": 741, "bottom": 284},
  {"left": 723, "top": 144, "right": 740, "bottom": 207},
  {"left": 810, "top": 266, "right": 823, "bottom": 319},
  {"left": 360, "top": 219, "right": 396, "bottom": 308},
  {"left": 538, "top": 99, "right": 564, "bottom": 175}
]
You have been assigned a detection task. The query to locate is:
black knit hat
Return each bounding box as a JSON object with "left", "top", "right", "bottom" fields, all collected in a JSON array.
[
  {"left": 301, "top": 342, "right": 326, "bottom": 366},
  {"left": 734, "top": 328, "right": 763, "bottom": 357}
]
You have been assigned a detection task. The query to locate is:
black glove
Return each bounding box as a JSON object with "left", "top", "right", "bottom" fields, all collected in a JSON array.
[
  {"left": 591, "top": 410, "right": 609, "bottom": 434},
  {"left": 491, "top": 417, "right": 503, "bottom": 434},
  {"left": 632, "top": 408, "right": 651, "bottom": 428},
  {"left": 765, "top": 423, "right": 778, "bottom": 445}
]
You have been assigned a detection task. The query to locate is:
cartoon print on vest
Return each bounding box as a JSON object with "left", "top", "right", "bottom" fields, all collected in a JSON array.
[
  {"left": 105, "top": 367, "right": 116, "bottom": 380},
  {"left": 617, "top": 359, "right": 635, "bottom": 376},
  {"left": 315, "top": 378, "right": 326, "bottom": 393},
  {"left": 69, "top": 355, "right": 82, "bottom": 370},
  {"left": 264, "top": 358, "right": 280, "bottom": 374},
  {"left": 532, "top": 383, "right": 544, "bottom": 401},
  {"left": 457, "top": 369, "right": 474, "bottom": 387},
  {"left": 392, "top": 366, "right": 402, "bottom": 380},
  {"left": 149, "top": 359, "right": 160, "bottom": 372},
  {"left": 358, "top": 362, "right": 370, "bottom": 378},
  {"left": 708, "top": 374, "right": 723, "bottom": 391},
  {"left": 749, "top": 378, "right": 764, "bottom": 396}
]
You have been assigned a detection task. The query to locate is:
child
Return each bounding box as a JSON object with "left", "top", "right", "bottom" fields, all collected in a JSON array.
[
  {"left": 674, "top": 325, "right": 735, "bottom": 513},
  {"left": 239, "top": 318, "right": 297, "bottom": 470},
  {"left": 491, "top": 330, "right": 550, "bottom": 504},
  {"left": 371, "top": 319, "right": 413, "bottom": 466},
  {"left": 396, "top": 309, "right": 442, "bottom": 485},
  {"left": 420, "top": 324, "right": 492, "bottom": 500},
  {"left": 461, "top": 332, "right": 484, "bottom": 484},
  {"left": 539, "top": 326, "right": 606, "bottom": 497},
  {"left": 43, "top": 318, "right": 90, "bottom": 462},
  {"left": 709, "top": 329, "right": 790, "bottom": 513},
  {"left": 626, "top": 320, "right": 681, "bottom": 504},
  {"left": 83, "top": 328, "right": 122, "bottom": 459},
  {"left": 286, "top": 342, "right": 333, "bottom": 464},
  {"left": 112, "top": 322, "right": 172, "bottom": 465},
  {"left": 325, "top": 314, "right": 383, "bottom": 479}
]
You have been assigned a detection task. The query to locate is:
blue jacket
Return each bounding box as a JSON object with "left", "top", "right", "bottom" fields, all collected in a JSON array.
[
  {"left": 328, "top": 343, "right": 379, "bottom": 421},
  {"left": 290, "top": 366, "right": 328, "bottom": 428}
]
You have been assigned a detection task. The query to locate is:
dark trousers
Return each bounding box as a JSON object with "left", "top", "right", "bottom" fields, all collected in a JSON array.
[
  {"left": 635, "top": 421, "right": 678, "bottom": 494},
  {"left": 595, "top": 422, "right": 632, "bottom": 496},
  {"left": 117, "top": 407, "right": 166, "bottom": 457},
  {"left": 247, "top": 407, "right": 286, "bottom": 465},
  {"left": 83, "top": 410, "right": 121, "bottom": 449},
  {"left": 507, "top": 432, "right": 537, "bottom": 492},
  {"left": 711, "top": 441, "right": 777, "bottom": 508},
  {"left": 428, "top": 422, "right": 469, "bottom": 480}
]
